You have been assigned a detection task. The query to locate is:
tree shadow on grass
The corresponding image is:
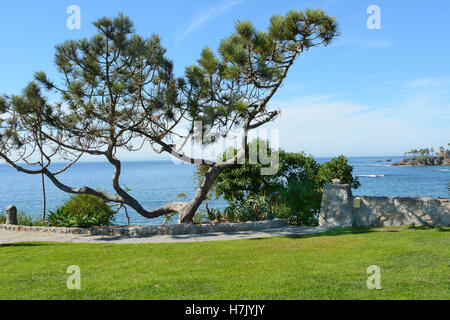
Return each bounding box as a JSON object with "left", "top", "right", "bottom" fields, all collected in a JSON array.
[
  {"left": 285, "top": 227, "right": 378, "bottom": 240},
  {"left": 0, "top": 242, "right": 61, "bottom": 247},
  {"left": 247, "top": 226, "right": 401, "bottom": 241},
  {"left": 268, "top": 225, "right": 446, "bottom": 241},
  {"left": 406, "top": 225, "right": 449, "bottom": 232},
  {"left": 81, "top": 231, "right": 225, "bottom": 243}
]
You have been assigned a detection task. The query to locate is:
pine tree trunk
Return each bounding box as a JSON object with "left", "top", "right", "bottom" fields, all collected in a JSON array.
[
  {"left": 40, "top": 149, "right": 47, "bottom": 222},
  {"left": 41, "top": 172, "right": 46, "bottom": 221},
  {"left": 178, "top": 166, "right": 223, "bottom": 224}
]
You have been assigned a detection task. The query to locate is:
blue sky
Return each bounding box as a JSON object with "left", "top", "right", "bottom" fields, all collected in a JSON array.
[{"left": 0, "top": 0, "right": 449, "bottom": 158}]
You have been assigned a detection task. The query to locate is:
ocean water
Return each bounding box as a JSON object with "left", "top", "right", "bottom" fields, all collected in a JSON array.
[
  {"left": 348, "top": 156, "right": 449, "bottom": 198},
  {"left": 0, "top": 156, "right": 448, "bottom": 225}
]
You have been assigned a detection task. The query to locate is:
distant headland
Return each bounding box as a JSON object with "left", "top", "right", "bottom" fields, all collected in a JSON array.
[{"left": 393, "top": 145, "right": 450, "bottom": 166}]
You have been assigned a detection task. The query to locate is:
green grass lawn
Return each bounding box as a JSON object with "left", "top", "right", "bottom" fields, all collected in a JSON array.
[{"left": 0, "top": 227, "right": 449, "bottom": 300}]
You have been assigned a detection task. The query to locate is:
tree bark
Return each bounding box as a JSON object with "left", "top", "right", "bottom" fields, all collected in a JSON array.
[
  {"left": 41, "top": 172, "right": 46, "bottom": 221},
  {"left": 177, "top": 166, "right": 224, "bottom": 223},
  {"left": 40, "top": 152, "right": 47, "bottom": 222}
]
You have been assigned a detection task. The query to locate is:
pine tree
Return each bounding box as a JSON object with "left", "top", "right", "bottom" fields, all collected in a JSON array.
[{"left": 0, "top": 10, "right": 339, "bottom": 223}]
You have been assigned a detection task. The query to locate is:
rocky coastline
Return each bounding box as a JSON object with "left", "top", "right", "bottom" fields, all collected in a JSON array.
[{"left": 392, "top": 156, "right": 450, "bottom": 166}]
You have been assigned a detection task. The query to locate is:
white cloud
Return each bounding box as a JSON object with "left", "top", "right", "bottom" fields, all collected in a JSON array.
[
  {"left": 176, "top": 0, "right": 245, "bottom": 43},
  {"left": 404, "top": 77, "right": 450, "bottom": 90},
  {"left": 265, "top": 79, "right": 450, "bottom": 157}
]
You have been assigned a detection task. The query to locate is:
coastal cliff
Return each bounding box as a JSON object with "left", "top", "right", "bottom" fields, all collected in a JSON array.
[
  {"left": 392, "top": 156, "right": 450, "bottom": 166},
  {"left": 393, "top": 146, "right": 450, "bottom": 166}
]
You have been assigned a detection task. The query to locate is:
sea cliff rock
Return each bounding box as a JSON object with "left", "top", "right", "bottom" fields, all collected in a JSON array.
[{"left": 392, "top": 156, "right": 450, "bottom": 166}]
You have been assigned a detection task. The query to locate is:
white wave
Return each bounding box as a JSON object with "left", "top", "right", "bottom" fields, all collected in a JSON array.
[
  {"left": 438, "top": 169, "right": 450, "bottom": 172},
  {"left": 357, "top": 174, "right": 385, "bottom": 178}
]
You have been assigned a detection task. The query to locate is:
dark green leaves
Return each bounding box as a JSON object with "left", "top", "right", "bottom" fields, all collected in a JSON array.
[
  {"left": 198, "top": 48, "right": 219, "bottom": 75},
  {"left": 34, "top": 71, "right": 54, "bottom": 90},
  {"left": 235, "top": 20, "right": 256, "bottom": 39},
  {"left": 268, "top": 9, "right": 338, "bottom": 44},
  {"left": 198, "top": 142, "right": 358, "bottom": 226},
  {"left": 69, "top": 80, "right": 84, "bottom": 94},
  {"left": 0, "top": 96, "right": 8, "bottom": 114},
  {"left": 268, "top": 15, "right": 286, "bottom": 40},
  {"left": 318, "top": 155, "right": 361, "bottom": 189}
]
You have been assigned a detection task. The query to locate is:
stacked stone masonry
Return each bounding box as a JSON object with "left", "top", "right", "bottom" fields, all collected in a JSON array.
[
  {"left": 0, "top": 219, "right": 288, "bottom": 236},
  {"left": 319, "top": 182, "right": 449, "bottom": 228}
]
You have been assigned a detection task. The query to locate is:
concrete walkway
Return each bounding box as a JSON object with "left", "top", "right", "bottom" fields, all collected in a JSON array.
[{"left": 0, "top": 226, "right": 327, "bottom": 244}]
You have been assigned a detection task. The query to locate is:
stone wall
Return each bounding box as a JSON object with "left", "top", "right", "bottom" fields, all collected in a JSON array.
[
  {"left": 0, "top": 218, "right": 288, "bottom": 236},
  {"left": 319, "top": 182, "right": 450, "bottom": 228}
]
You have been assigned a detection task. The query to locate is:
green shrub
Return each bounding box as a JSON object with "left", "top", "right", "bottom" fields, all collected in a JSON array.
[
  {"left": 210, "top": 196, "right": 271, "bottom": 223},
  {"left": 269, "top": 179, "right": 322, "bottom": 226},
  {"left": 269, "top": 201, "right": 291, "bottom": 220},
  {"left": 318, "top": 155, "right": 360, "bottom": 188},
  {"left": 241, "top": 195, "right": 271, "bottom": 221},
  {"left": 205, "top": 205, "right": 221, "bottom": 223},
  {"left": 47, "top": 194, "right": 116, "bottom": 228},
  {"left": 222, "top": 205, "right": 236, "bottom": 223},
  {"left": 0, "top": 210, "right": 47, "bottom": 226},
  {"left": 195, "top": 141, "right": 360, "bottom": 226},
  {"left": 193, "top": 211, "right": 208, "bottom": 224}
]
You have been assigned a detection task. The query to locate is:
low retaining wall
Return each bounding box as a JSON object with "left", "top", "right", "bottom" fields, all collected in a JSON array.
[
  {"left": 319, "top": 182, "right": 449, "bottom": 228},
  {"left": 0, "top": 219, "right": 288, "bottom": 236}
]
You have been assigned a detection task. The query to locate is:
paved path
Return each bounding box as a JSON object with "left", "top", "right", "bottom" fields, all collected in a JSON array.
[{"left": 0, "top": 226, "right": 327, "bottom": 244}]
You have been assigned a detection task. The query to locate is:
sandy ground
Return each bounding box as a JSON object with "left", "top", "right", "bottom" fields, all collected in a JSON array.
[{"left": 0, "top": 226, "right": 327, "bottom": 244}]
